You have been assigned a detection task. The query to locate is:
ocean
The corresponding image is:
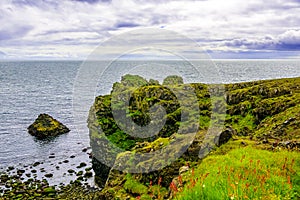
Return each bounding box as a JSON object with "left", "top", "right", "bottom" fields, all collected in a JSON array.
[{"left": 0, "top": 59, "right": 300, "bottom": 185}]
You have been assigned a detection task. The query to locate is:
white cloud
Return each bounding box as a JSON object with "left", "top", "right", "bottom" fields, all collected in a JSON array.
[
  {"left": 278, "top": 29, "right": 300, "bottom": 44},
  {"left": 0, "top": 0, "right": 300, "bottom": 59}
]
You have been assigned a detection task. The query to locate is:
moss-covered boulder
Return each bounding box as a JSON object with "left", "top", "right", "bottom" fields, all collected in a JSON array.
[{"left": 28, "top": 113, "right": 70, "bottom": 139}]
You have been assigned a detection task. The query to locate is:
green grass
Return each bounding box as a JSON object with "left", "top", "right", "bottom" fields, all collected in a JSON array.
[
  {"left": 230, "top": 114, "right": 256, "bottom": 135},
  {"left": 174, "top": 144, "right": 300, "bottom": 200}
]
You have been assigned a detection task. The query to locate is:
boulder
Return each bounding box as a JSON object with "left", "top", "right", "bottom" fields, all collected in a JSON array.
[{"left": 28, "top": 114, "right": 70, "bottom": 139}]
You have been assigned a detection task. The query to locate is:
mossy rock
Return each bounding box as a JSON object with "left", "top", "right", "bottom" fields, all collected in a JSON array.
[
  {"left": 28, "top": 113, "right": 70, "bottom": 139},
  {"left": 42, "top": 186, "right": 56, "bottom": 194},
  {"left": 163, "top": 75, "right": 184, "bottom": 85}
]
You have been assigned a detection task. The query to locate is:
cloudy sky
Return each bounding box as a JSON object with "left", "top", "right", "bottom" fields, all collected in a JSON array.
[{"left": 1, "top": 0, "right": 300, "bottom": 59}]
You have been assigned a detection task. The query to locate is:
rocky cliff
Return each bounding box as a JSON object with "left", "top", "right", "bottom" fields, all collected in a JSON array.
[{"left": 88, "top": 75, "right": 300, "bottom": 199}]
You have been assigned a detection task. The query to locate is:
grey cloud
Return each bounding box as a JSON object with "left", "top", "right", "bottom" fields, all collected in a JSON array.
[
  {"left": 72, "top": 0, "right": 111, "bottom": 3},
  {"left": 210, "top": 50, "right": 300, "bottom": 59},
  {"left": 12, "top": 0, "right": 40, "bottom": 6},
  {"left": 223, "top": 30, "right": 300, "bottom": 51},
  {"left": 0, "top": 51, "right": 6, "bottom": 56},
  {"left": 115, "top": 22, "right": 140, "bottom": 29},
  {"left": 246, "top": 0, "right": 300, "bottom": 12},
  {"left": 11, "top": 0, "right": 59, "bottom": 8},
  {"left": 0, "top": 25, "right": 33, "bottom": 41}
]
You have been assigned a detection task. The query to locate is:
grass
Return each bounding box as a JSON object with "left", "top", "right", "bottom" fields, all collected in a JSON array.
[{"left": 173, "top": 143, "right": 300, "bottom": 200}]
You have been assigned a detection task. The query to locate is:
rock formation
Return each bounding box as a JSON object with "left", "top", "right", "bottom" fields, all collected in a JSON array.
[{"left": 28, "top": 113, "right": 70, "bottom": 139}]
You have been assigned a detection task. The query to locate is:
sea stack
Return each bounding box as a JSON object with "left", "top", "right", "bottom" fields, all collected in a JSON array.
[{"left": 28, "top": 113, "right": 70, "bottom": 139}]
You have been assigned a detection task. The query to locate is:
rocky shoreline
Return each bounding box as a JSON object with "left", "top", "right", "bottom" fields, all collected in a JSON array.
[
  {"left": 1, "top": 75, "right": 300, "bottom": 199},
  {"left": 0, "top": 145, "right": 96, "bottom": 199}
]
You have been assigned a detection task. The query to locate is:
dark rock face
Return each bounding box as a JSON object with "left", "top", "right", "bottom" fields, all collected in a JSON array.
[
  {"left": 214, "top": 126, "right": 235, "bottom": 146},
  {"left": 91, "top": 157, "right": 111, "bottom": 188},
  {"left": 28, "top": 114, "right": 70, "bottom": 139}
]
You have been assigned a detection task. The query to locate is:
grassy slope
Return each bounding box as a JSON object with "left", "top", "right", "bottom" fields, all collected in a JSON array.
[{"left": 175, "top": 140, "right": 300, "bottom": 200}]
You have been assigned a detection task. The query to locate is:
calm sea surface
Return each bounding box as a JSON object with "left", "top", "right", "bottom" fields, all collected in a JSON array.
[{"left": 0, "top": 59, "right": 300, "bottom": 184}]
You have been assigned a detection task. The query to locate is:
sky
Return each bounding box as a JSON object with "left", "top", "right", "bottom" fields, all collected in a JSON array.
[{"left": 1, "top": 0, "right": 300, "bottom": 60}]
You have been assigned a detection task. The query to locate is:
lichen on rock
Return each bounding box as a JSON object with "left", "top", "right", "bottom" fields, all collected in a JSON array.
[{"left": 28, "top": 113, "right": 70, "bottom": 139}]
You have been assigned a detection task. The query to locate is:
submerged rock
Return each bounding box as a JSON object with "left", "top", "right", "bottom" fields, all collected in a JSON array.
[{"left": 28, "top": 113, "right": 70, "bottom": 139}]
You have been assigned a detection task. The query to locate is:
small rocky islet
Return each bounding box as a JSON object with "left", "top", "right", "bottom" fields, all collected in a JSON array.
[
  {"left": 27, "top": 113, "right": 70, "bottom": 139},
  {"left": 1, "top": 75, "right": 300, "bottom": 199}
]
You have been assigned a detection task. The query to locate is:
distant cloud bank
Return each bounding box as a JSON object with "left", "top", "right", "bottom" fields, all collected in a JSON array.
[{"left": 0, "top": 0, "right": 300, "bottom": 59}]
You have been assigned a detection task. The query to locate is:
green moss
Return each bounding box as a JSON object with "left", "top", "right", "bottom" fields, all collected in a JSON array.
[
  {"left": 124, "top": 174, "right": 148, "bottom": 195},
  {"left": 140, "top": 194, "right": 153, "bottom": 200}
]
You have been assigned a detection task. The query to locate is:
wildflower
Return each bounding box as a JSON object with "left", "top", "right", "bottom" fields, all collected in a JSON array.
[
  {"left": 230, "top": 183, "right": 235, "bottom": 189},
  {"left": 202, "top": 184, "right": 205, "bottom": 188},
  {"left": 204, "top": 172, "right": 210, "bottom": 179},
  {"left": 245, "top": 183, "right": 250, "bottom": 189},
  {"left": 170, "top": 181, "right": 178, "bottom": 193},
  {"left": 178, "top": 175, "right": 183, "bottom": 186},
  {"left": 257, "top": 160, "right": 260, "bottom": 166},
  {"left": 192, "top": 168, "right": 195, "bottom": 177},
  {"left": 240, "top": 155, "right": 246, "bottom": 163},
  {"left": 287, "top": 175, "right": 292, "bottom": 189},
  {"left": 191, "top": 179, "right": 196, "bottom": 187},
  {"left": 291, "top": 158, "right": 295, "bottom": 165},
  {"left": 158, "top": 176, "right": 162, "bottom": 186},
  {"left": 136, "top": 196, "right": 141, "bottom": 200}
]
